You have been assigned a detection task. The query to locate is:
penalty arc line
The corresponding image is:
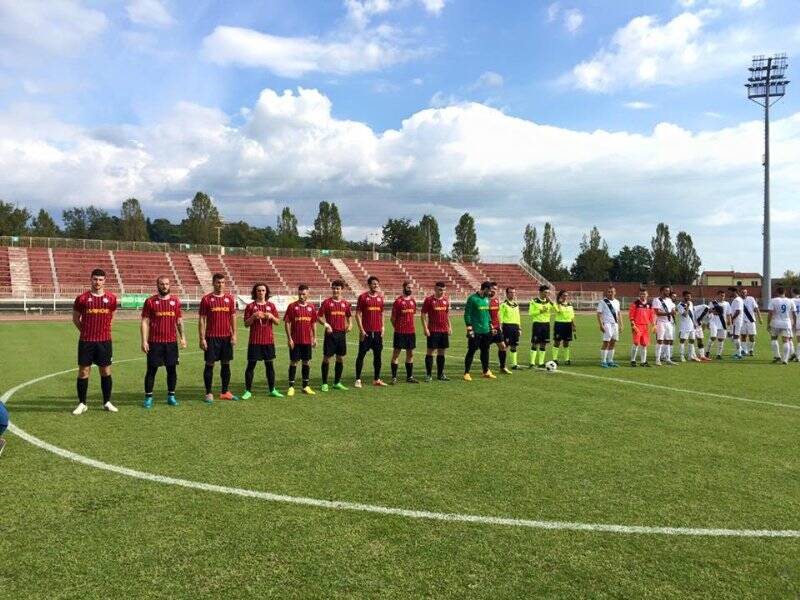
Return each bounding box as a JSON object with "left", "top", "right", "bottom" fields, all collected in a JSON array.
[{"left": 2, "top": 359, "right": 800, "bottom": 538}]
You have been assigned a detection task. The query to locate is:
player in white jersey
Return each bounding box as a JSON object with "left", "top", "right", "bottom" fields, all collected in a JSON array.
[
  {"left": 677, "top": 291, "right": 702, "bottom": 362},
  {"left": 727, "top": 287, "right": 745, "bottom": 359},
  {"left": 652, "top": 286, "right": 676, "bottom": 366},
  {"left": 596, "top": 286, "right": 622, "bottom": 368},
  {"left": 740, "top": 289, "right": 761, "bottom": 357},
  {"left": 790, "top": 288, "right": 800, "bottom": 362},
  {"left": 691, "top": 300, "right": 713, "bottom": 362},
  {"left": 706, "top": 290, "right": 730, "bottom": 359},
  {"left": 767, "top": 287, "right": 796, "bottom": 364}
]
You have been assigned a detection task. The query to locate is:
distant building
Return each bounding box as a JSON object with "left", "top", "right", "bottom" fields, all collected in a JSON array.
[{"left": 700, "top": 271, "right": 762, "bottom": 287}]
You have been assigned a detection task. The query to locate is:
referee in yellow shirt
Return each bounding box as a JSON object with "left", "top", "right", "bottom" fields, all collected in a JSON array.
[
  {"left": 528, "top": 284, "right": 556, "bottom": 368},
  {"left": 499, "top": 287, "right": 522, "bottom": 370},
  {"left": 553, "top": 290, "right": 576, "bottom": 365}
]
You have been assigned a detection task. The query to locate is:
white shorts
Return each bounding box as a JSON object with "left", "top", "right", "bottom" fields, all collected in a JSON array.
[
  {"left": 730, "top": 320, "right": 744, "bottom": 336},
  {"left": 602, "top": 322, "right": 619, "bottom": 342},
  {"left": 741, "top": 321, "right": 757, "bottom": 336},
  {"left": 656, "top": 321, "right": 674, "bottom": 341},
  {"left": 694, "top": 326, "right": 704, "bottom": 339},
  {"left": 709, "top": 323, "right": 726, "bottom": 339},
  {"left": 680, "top": 328, "right": 696, "bottom": 341},
  {"left": 770, "top": 325, "right": 793, "bottom": 338}
]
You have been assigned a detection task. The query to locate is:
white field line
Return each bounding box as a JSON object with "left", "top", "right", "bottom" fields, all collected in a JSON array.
[{"left": 2, "top": 356, "right": 800, "bottom": 538}]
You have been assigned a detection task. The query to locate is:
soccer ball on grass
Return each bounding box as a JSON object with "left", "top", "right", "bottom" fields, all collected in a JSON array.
[{"left": 545, "top": 361, "right": 558, "bottom": 372}]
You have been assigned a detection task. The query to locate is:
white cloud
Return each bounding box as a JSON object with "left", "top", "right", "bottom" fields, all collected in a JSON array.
[
  {"left": 0, "top": 0, "right": 107, "bottom": 63},
  {"left": 419, "top": 0, "right": 447, "bottom": 14},
  {"left": 624, "top": 101, "right": 654, "bottom": 109},
  {"left": 471, "top": 71, "right": 504, "bottom": 90},
  {"left": 547, "top": 2, "right": 561, "bottom": 22},
  {"left": 412, "top": 77, "right": 424, "bottom": 85},
  {"left": 126, "top": 0, "right": 175, "bottom": 28},
  {"left": 564, "top": 8, "right": 584, "bottom": 33},
  {"left": 567, "top": 10, "right": 798, "bottom": 92},
  {"left": 704, "top": 111, "right": 724, "bottom": 118},
  {"left": 3, "top": 90, "right": 800, "bottom": 271},
  {"left": 345, "top": 0, "right": 447, "bottom": 28},
  {"left": 202, "top": 25, "right": 423, "bottom": 77}
]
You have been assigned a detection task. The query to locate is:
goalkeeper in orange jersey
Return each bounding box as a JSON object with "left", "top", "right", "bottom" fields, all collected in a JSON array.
[{"left": 629, "top": 289, "right": 656, "bottom": 367}]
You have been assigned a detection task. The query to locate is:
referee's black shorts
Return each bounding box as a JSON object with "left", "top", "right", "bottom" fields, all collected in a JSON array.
[
  {"left": 531, "top": 323, "right": 550, "bottom": 344},
  {"left": 78, "top": 340, "right": 113, "bottom": 367},
  {"left": 502, "top": 324, "right": 520, "bottom": 347},
  {"left": 147, "top": 341, "right": 179, "bottom": 367}
]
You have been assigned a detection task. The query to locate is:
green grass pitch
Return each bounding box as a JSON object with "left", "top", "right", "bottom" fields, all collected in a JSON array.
[{"left": 1, "top": 314, "right": 798, "bottom": 598}]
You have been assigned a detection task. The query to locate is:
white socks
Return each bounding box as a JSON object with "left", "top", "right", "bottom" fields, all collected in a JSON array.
[
  {"left": 640, "top": 345, "right": 648, "bottom": 363},
  {"left": 601, "top": 349, "right": 608, "bottom": 363},
  {"left": 631, "top": 346, "right": 639, "bottom": 361},
  {"left": 772, "top": 339, "right": 780, "bottom": 358},
  {"left": 655, "top": 343, "right": 663, "bottom": 364},
  {"left": 784, "top": 342, "right": 792, "bottom": 363},
  {"left": 609, "top": 348, "right": 615, "bottom": 363}
]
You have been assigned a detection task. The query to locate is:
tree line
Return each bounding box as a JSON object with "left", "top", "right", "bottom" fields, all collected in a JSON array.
[{"left": 0, "top": 194, "right": 767, "bottom": 285}]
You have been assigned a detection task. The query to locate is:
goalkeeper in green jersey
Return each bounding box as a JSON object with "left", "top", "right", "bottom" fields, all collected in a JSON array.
[
  {"left": 499, "top": 287, "right": 522, "bottom": 370},
  {"left": 463, "top": 281, "right": 496, "bottom": 381},
  {"left": 528, "top": 284, "right": 556, "bottom": 368},
  {"left": 553, "top": 290, "right": 576, "bottom": 365}
]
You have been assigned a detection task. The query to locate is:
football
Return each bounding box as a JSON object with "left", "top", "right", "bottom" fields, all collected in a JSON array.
[{"left": 545, "top": 360, "right": 558, "bottom": 372}]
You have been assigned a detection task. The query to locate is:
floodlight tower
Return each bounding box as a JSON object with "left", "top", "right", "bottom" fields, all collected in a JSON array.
[{"left": 746, "top": 53, "right": 789, "bottom": 308}]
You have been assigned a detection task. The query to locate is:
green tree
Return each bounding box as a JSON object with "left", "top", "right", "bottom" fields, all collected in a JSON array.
[
  {"left": 120, "top": 198, "right": 149, "bottom": 241},
  {"left": 381, "top": 218, "right": 426, "bottom": 254},
  {"left": 309, "top": 201, "right": 344, "bottom": 249},
  {"left": 570, "top": 227, "right": 613, "bottom": 281},
  {"left": 418, "top": 214, "right": 442, "bottom": 255},
  {"left": 86, "top": 207, "right": 121, "bottom": 240},
  {"left": 675, "top": 231, "right": 702, "bottom": 285},
  {"left": 540, "top": 222, "right": 566, "bottom": 280},
  {"left": 521, "top": 224, "right": 541, "bottom": 271},
  {"left": 183, "top": 192, "right": 222, "bottom": 245},
  {"left": 0, "top": 200, "right": 30, "bottom": 235},
  {"left": 610, "top": 245, "right": 653, "bottom": 282},
  {"left": 452, "top": 213, "right": 479, "bottom": 261},
  {"left": 650, "top": 222, "right": 677, "bottom": 283},
  {"left": 31, "top": 209, "right": 60, "bottom": 237},
  {"left": 782, "top": 270, "right": 800, "bottom": 289},
  {"left": 148, "top": 218, "right": 181, "bottom": 243},
  {"left": 62, "top": 207, "right": 90, "bottom": 238},
  {"left": 276, "top": 206, "right": 300, "bottom": 248}
]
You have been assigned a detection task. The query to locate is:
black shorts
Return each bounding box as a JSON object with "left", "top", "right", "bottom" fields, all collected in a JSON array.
[
  {"left": 393, "top": 332, "right": 416, "bottom": 350},
  {"left": 147, "top": 342, "right": 179, "bottom": 367},
  {"left": 290, "top": 344, "right": 313, "bottom": 362},
  {"left": 78, "top": 340, "right": 113, "bottom": 367},
  {"left": 502, "top": 324, "right": 520, "bottom": 346},
  {"left": 323, "top": 332, "right": 348, "bottom": 357},
  {"left": 205, "top": 336, "right": 233, "bottom": 363},
  {"left": 359, "top": 332, "right": 383, "bottom": 354},
  {"left": 467, "top": 332, "right": 492, "bottom": 353},
  {"left": 426, "top": 331, "right": 450, "bottom": 349},
  {"left": 247, "top": 344, "right": 276, "bottom": 362},
  {"left": 553, "top": 322, "right": 573, "bottom": 342},
  {"left": 531, "top": 323, "right": 551, "bottom": 344}
]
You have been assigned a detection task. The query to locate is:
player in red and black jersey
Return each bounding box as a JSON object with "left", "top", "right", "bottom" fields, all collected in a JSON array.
[
  {"left": 72, "top": 268, "right": 118, "bottom": 415},
  {"left": 390, "top": 280, "right": 420, "bottom": 384},
  {"left": 488, "top": 282, "right": 510, "bottom": 373},
  {"left": 354, "top": 276, "right": 388, "bottom": 388},
  {"left": 140, "top": 276, "right": 186, "bottom": 408},
  {"left": 317, "top": 280, "right": 352, "bottom": 392},
  {"left": 198, "top": 273, "right": 238, "bottom": 403},
  {"left": 421, "top": 281, "right": 452, "bottom": 382},
  {"left": 284, "top": 284, "right": 317, "bottom": 396},
  {"left": 242, "top": 283, "right": 283, "bottom": 399}
]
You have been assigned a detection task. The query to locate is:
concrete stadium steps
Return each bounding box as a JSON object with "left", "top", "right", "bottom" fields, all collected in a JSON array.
[
  {"left": 52, "top": 249, "right": 122, "bottom": 295},
  {"left": 329, "top": 258, "right": 361, "bottom": 292},
  {"left": 27, "top": 248, "right": 57, "bottom": 295},
  {"left": 169, "top": 253, "right": 203, "bottom": 295},
  {"left": 396, "top": 260, "right": 466, "bottom": 297},
  {"left": 221, "top": 255, "right": 287, "bottom": 297},
  {"left": 8, "top": 247, "right": 32, "bottom": 297},
  {"left": 203, "top": 255, "right": 238, "bottom": 295},
  {"left": 269, "top": 257, "right": 331, "bottom": 296}
]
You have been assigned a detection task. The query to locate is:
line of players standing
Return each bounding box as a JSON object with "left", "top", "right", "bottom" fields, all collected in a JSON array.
[{"left": 66, "top": 268, "right": 800, "bottom": 414}]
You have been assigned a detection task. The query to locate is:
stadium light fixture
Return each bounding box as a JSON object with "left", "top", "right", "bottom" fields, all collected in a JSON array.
[{"left": 746, "top": 53, "right": 789, "bottom": 308}]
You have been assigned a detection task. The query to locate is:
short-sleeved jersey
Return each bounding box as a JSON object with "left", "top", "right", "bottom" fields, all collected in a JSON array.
[
  {"left": 74, "top": 291, "right": 117, "bottom": 341},
  {"left": 553, "top": 303, "right": 575, "bottom": 323},
  {"left": 710, "top": 300, "right": 729, "bottom": 327},
  {"left": 729, "top": 296, "right": 745, "bottom": 323},
  {"left": 356, "top": 292, "right": 385, "bottom": 333},
  {"left": 199, "top": 293, "right": 236, "bottom": 338},
  {"left": 392, "top": 296, "right": 417, "bottom": 334},
  {"left": 499, "top": 300, "right": 521, "bottom": 326},
  {"left": 651, "top": 297, "right": 675, "bottom": 323},
  {"left": 141, "top": 294, "right": 182, "bottom": 343},
  {"left": 284, "top": 301, "right": 317, "bottom": 344},
  {"left": 529, "top": 298, "right": 556, "bottom": 323},
  {"left": 318, "top": 297, "right": 351, "bottom": 333},
  {"left": 421, "top": 295, "right": 450, "bottom": 333},
  {"left": 596, "top": 298, "right": 621, "bottom": 325},
  {"left": 489, "top": 297, "right": 501, "bottom": 329},
  {"left": 769, "top": 297, "right": 796, "bottom": 329},
  {"left": 629, "top": 300, "right": 654, "bottom": 326},
  {"left": 245, "top": 301, "right": 279, "bottom": 345},
  {"left": 743, "top": 296, "right": 759, "bottom": 322},
  {"left": 677, "top": 301, "right": 696, "bottom": 327},
  {"left": 694, "top": 303, "right": 711, "bottom": 324}
]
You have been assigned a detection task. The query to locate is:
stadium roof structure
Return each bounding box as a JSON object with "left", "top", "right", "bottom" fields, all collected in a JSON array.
[{"left": 702, "top": 271, "right": 762, "bottom": 278}]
